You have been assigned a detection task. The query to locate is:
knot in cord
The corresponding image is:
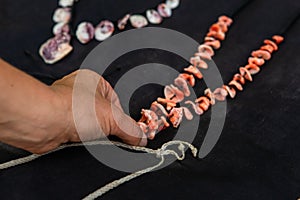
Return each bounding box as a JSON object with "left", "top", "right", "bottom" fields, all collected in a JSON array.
[{"left": 0, "top": 140, "right": 198, "bottom": 200}]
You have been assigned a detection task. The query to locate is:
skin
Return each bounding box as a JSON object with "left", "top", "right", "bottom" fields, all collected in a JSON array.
[{"left": 0, "top": 59, "right": 147, "bottom": 154}]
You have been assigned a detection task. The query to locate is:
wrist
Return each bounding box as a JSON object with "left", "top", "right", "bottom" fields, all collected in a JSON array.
[{"left": 49, "top": 84, "right": 79, "bottom": 144}]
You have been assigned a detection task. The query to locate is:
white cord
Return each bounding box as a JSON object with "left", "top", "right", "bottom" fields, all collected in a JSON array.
[{"left": 0, "top": 140, "right": 198, "bottom": 200}]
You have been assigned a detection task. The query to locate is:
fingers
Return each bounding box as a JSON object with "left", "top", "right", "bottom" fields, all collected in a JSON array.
[
  {"left": 98, "top": 76, "right": 123, "bottom": 110},
  {"left": 96, "top": 76, "right": 147, "bottom": 146},
  {"left": 63, "top": 69, "right": 147, "bottom": 146},
  {"left": 109, "top": 104, "right": 148, "bottom": 147}
]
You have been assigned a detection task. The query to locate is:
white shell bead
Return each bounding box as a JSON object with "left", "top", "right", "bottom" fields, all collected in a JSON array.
[
  {"left": 146, "top": 9, "right": 163, "bottom": 24},
  {"left": 95, "top": 20, "right": 115, "bottom": 41},
  {"left": 130, "top": 15, "right": 148, "bottom": 28},
  {"left": 59, "top": 0, "right": 74, "bottom": 7},
  {"left": 53, "top": 8, "right": 71, "bottom": 23},
  {"left": 53, "top": 22, "right": 70, "bottom": 35},
  {"left": 158, "top": 3, "right": 172, "bottom": 18},
  {"left": 166, "top": 0, "right": 180, "bottom": 9},
  {"left": 76, "top": 22, "right": 95, "bottom": 44}
]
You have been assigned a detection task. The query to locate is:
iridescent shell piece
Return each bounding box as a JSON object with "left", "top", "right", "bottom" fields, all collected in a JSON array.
[
  {"left": 76, "top": 22, "right": 95, "bottom": 44},
  {"left": 59, "top": 0, "right": 74, "bottom": 7},
  {"left": 158, "top": 3, "right": 172, "bottom": 18},
  {"left": 146, "top": 9, "right": 162, "bottom": 24},
  {"left": 118, "top": 14, "right": 130, "bottom": 30},
  {"left": 166, "top": 0, "right": 180, "bottom": 9},
  {"left": 130, "top": 15, "right": 148, "bottom": 28},
  {"left": 53, "top": 8, "right": 71, "bottom": 23},
  {"left": 53, "top": 22, "right": 70, "bottom": 35},
  {"left": 94, "top": 20, "right": 115, "bottom": 41},
  {"left": 39, "top": 33, "right": 73, "bottom": 64}
]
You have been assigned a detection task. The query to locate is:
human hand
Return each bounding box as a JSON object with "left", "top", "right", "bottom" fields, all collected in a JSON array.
[
  {"left": 0, "top": 59, "right": 147, "bottom": 154},
  {"left": 50, "top": 69, "right": 148, "bottom": 148}
]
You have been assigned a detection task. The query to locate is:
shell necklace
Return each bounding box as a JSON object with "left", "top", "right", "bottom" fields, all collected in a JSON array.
[
  {"left": 2, "top": 11, "right": 291, "bottom": 198},
  {"left": 39, "top": 0, "right": 181, "bottom": 64}
]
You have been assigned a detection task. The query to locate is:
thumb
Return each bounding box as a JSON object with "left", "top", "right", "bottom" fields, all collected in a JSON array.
[{"left": 110, "top": 105, "right": 148, "bottom": 147}]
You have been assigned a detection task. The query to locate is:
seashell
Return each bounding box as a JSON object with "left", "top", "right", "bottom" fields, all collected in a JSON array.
[
  {"left": 168, "top": 107, "right": 183, "bottom": 128},
  {"left": 244, "top": 64, "right": 260, "bottom": 75},
  {"left": 184, "top": 65, "right": 203, "bottom": 79},
  {"left": 190, "top": 56, "right": 201, "bottom": 67},
  {"left": 59, "top": 0, "right": 74, "bottom": 7},
  {"left": 233, "top": 74, "right": 246, "bottom": 85},
  {"left": 140, "top": 109, "right": 158, "bottom": 122},
  {"left": 53, "top": 8, "right": 71, "bottom": 23},
  {"left": 205, "top": 40, "right": 221, "bottom": 49},
  {"left": 213, "top": 88, "right": 228, "bottom": 101},
  {"left": 210, "top": 23, "right": 222, "bottom": 33},
  {"left": 148, "top": 120, "right": 159, "bottom": 131},
  {"left": 166, "top": 0, "right": 180, "bottom": 9},
  {"left": 217, "top": 21, "right": 228, "bottom": 33},
  {"left": 139, "top": 109, "right": 159, "bottom": 132},
  {"left": 157, "top": 97, "right": 177, "bottom": 110},
  {"left": 158, "top": 3, "right": 172, "bottom": 18},
  {"left": 170, "top": 84, "right": 185, "bottom": 103},
  {"left": 239, "top": 67, "right": 253, "bottom": 82},
  {"left": 146, "top": 9, "right": 163, "bottom": 24},
  {"left": 198, "top": 44, "right": 215, "bottom": 58},
  {"left": 160, "top": 116, "right": 170, "bottom": 127},
  {"left": 204, "top": 88, "right": 216, "bottom": 105},
  {"left": 229, "top": 80, "right": 243, "bottom": 91},
  {"left": 272, "top": 35, "right": 284, "bottom": 44},
  {"left": 150, "top": 101, "right": 168, "bottom": 116},
  {"left": 264, "top": 39, "right": 278, "bottom": 51},
  {"left": 182, "top": 107, "right": 193, "bottom": 120},
  {"left": 118, "top": 14, "right": 130, "bottom": 30},
  {"left": 248, "top": 57, "right": 265, "bottom": 66},
  {"left": 179, "top": 73, "right": 195, "bottom": 87},
  {"left": 218, "top": 15, "right": 233, "bottom": 26},
  {"left": 260, "top": 45, "right": 274, "bottom": 53},
  {"left": 95, "top": 20, "right": 114, "bottom": 41},
  {"left": 130, "top": 15, "right": 148, "bottom": 28},
  {"left": 185, "top": 100, "right": 204, "bottom": 115},
  {"left": 157, "top": 116, "right": 170, "bottom": 132},
  {"left": 204, "top": 36, "right": 217, "bottom": 42},
  {"left": 195, "top": 96, "right": 210, "bottom": 111},
  {"left": 207, "top": 30, "right": 225, "bottom": 41},
  {"left": 190, "top": 56, "right": 208, "bottom": 69},
  {"left": 222, "top": 85, "right": 236, "bottom": 98},
  {"left": 39, "top": 33, "right": 72, "bottom": 64},
  {"left": 164, "top": 85, "right": 175, "bottom": 99},
  {"left": 198, "top": 59, "right": 208, "bottom": 69},
  {"left": 53, "top": 22, "right": 70, "bottom": 35},
  {"left": 156, "top": 117, "right": 169, "bottom": 134},
  {"left": 194, "top": 52, "right": 211, "bottom": 60},
  {"left": 76, "top": 22, "right": 95, "bottom": 44},
  {"left": 174, "top": 77, "right": 190, "bottom": 97},
  {"left": 251, "top": 50, "right": 271, "bottom": 60}
]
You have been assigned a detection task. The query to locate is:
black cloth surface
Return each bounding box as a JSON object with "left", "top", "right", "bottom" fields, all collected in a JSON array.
[{"left": 0, "top": 0, "right": 300, "bottom": 199}]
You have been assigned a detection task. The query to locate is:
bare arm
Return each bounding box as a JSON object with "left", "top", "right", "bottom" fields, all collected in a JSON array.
[{"left": 0, "top": 59, "right": 147, "bottom": 154}]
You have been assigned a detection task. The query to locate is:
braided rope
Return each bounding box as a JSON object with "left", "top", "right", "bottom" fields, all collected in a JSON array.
[{"left": 0, "top": 140, "right": 198, "bottom": 199}]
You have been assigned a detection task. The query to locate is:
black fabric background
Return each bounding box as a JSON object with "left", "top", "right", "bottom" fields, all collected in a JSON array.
[{"left": 0, "top": 0, "right": 300, "bottom": 199}]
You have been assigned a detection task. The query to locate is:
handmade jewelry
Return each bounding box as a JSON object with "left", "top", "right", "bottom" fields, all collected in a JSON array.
[
  {"left": 39, "top": 0, "right": 181, "bottom": 64},
  {"left": 2, "top": 11, "right": 286, "bottom": 198},
  {"left": 138, "top": 32, "right": 283, "bottom": 140},
  {"left": 138, "top": 15, "right": 233, "bottom": 139}
]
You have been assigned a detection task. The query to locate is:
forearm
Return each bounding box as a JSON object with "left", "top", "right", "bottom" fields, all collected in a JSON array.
[{"left": 0, "top": 59, "right": 70, "bottom": 153}]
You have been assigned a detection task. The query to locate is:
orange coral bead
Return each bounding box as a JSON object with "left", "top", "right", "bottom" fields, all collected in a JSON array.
[{"left": 272, "top": 35, "right": 284, "bottom": 44}]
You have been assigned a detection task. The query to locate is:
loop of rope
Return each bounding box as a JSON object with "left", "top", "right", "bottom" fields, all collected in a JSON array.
[{"left": 0, "top": 140, "right": 198, "bottom": 199}]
